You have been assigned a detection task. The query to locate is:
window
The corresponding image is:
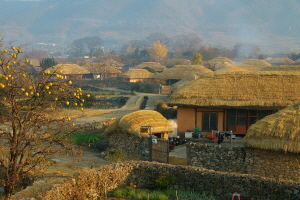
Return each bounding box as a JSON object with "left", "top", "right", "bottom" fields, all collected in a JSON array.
[{"left": 202, "top": 112, "right": 218, "bottom": 131}]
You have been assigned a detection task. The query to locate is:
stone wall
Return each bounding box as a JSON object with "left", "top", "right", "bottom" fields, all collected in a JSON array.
[
  {"left": 37, "top": 161, "right": 300, "bottom": 200},
  {"left": 187, "top": 142, "right": 300, "bottom": 182},
  {"left": 100, "top": 131, "right": 151, "bottom": 161}
]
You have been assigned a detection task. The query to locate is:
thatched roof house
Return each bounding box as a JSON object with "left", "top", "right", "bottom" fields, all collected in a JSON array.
[
  {"left": 119, "top": 69, "right": 154, "bottom": 82},
  {"left": 240, "top": 59, "right": 271, "bottom": 68},
  {"left": 103, "top": 110, "right": 173, "bottom": 138},
  {"left": 133, "top": 62, "right": 167, "bottom": 72},
  {"left": 166, "top": 71, "right": 300, "bottom": 136},
  {"left": 82, "top": 63, "right": 122, "bottom": 79},
  {"left": 203, "top": 57, "right": 234, "bottom": 70},
  {"left": 265, "top": 57, "right": 295, "bottom": 65},
  {"left": 154, "top": 65, "right": 212, "bottom": 85},
  {"left": 243, "top": 102, "right": 300, "bottom": 153},
  {"left": 260, "top": 65, "right": 300, "bottom": 72},
  {"left": 46, "top": 64, "right": 90, "bottom": 79},
  {"left": 160, "top": 59, "right": 192, "bottom": 68},
  {"left": 171, "top": 74, "right": 199, "bottom": 92}
]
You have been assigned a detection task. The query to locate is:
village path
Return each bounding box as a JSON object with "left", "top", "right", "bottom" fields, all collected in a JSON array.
[{"left": 74, "top": 91, "right": 169, "bottom": 124}]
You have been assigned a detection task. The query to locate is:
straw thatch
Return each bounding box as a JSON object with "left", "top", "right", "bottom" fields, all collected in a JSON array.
[
  {"left": 166, "top": 71, "right": 300, "bottom": 109},
  {"left": 207, "top": 57, "right": 234, "bottom": 63},
  {"left": 215, "top": 65, "right": 250, "bottom": 72},
  {"left": 243, "top": 102, "right": 300, "bottom": 153},
  {"left": 154, "top": 65, "right": 212, "bottom": 80},
  {"left": 260, "top": 65, "right": 300, "bottom": 72},
  {"left": 160, "top": 59, "right": 192, "bottom": 68},
  {"left": 82, "top": 63, "right": 122, "bottom": 74},
  {"left": 171, "top": 74, "right": 199, "bottom": 92},
  {"left": 240, "top": 59, "right": 271, "bottom": 68},
  {"left": 46, "top": 64, "right": 90, "bottom": 74},
  {"left": 102, "top": 110, "right": 173, "bottom": 137},
  {"left": 133, "top": 62, "right": 167, "bottom": 72},
  {"left": 265, "top": 57, "right": 295, "bottom": 65},
  {"left": 119, "top": 69, "right": 154, "bottom": 79}
]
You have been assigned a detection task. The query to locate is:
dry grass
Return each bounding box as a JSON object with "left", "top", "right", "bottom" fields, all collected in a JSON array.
[
  {"left": 154, "top": 65, "right": 212, "bottom": 79},
  {"left": 119, "top": 69, "right": 154, "bottom": 78},
  {"left": 244, "top": 102, "right": 300, "bottom": 153},
  {"left": 103, "top": 110, "right": 173, "bottom": 137},
  {"left": 167, "top": 71, "right": 300, "bottom": 108},
  {"left": 47, "top": 64, "right": 90, "bottom": 74},
  {"left": 133, "top": 62, "right": 167, "bottom": 72}
]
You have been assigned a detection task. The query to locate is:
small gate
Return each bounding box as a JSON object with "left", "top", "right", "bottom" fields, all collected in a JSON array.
[{"left": 149, "top": 138, "right": 169, "bottom": 163}]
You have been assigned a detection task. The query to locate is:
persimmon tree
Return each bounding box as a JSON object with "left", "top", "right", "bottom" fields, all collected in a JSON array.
[
  {"left": 0, "top": 43, "right": 88, "bottom": 199},
  {"left": 149, "top": 41, "right": 168, "bottom": 62}
]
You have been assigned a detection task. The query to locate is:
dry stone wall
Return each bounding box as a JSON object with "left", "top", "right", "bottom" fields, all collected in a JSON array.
[
  {"left": 100, "top": 131, "right": 151, "bottom": 161},
  {"left": 37, "top": 161, "right": 300, "bottom": 200},
  {"left": 187, "top": 142, "right": 300, "bottom": 182}
]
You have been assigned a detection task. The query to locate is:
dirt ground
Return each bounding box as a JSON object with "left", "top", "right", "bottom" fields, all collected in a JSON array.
[{"left": 11, "top": 93, "right": 172, "bottom": 199}]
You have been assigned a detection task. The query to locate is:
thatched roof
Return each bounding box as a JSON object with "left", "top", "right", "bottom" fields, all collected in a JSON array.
[
  {"left": 240, "top": 59, "right": 271, "bottom": 67},
  {"left": 215, "top": 65, "right": 250, "bottom": 72},
  {"left": 154, "top": 65, "right": 212, "bottom": 80},
  {"left": 243, "top": 102, "right": 300, "bottom": 153},
  {"left": 160, "top": 59, "right": 192, "bottom": 68},
  {"left": 119, "top": 69, "right": 154, "bottom": 79},
  {"left": 265, "top": 57, "right": 295, "bottom": 65},
  {"left": 167, "top": 71, "right": 300, "bottom": 109},
  {"left": 171, "top": 74, "right": 199, "bottom": 92},
  {"left": 82, "top": 63, "right": 122, "bottom": 74},
  {"left": 46, "top": 64, "right": 90, "bottom": 74},
  {"left": 102, "top": 110, "right": 173, "bottom": 137},
  {"left": 203, "top": 57, "right": 234, "bottom": 71},
  {"left": 260, "top": 65, "right": 300, "bottom": 72},
  {"left": 208, "top": 57, "right": 234, "bottom": 63},
  {"left": 133, "top": 62, "right": 167, "bottom": 72}
]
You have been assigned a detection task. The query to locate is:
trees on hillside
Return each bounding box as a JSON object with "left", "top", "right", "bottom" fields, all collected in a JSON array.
[
  {"left": 149, "top": 41, "right": 168, "bottom": 62},
  {"left": 0, "top": 42, "right": 87, "bottom": 199},
  {"left": 68, "top": 36, "right": 103, "bottom": 58}
]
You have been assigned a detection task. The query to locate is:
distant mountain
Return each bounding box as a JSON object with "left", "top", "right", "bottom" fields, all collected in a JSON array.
[{"left": 1, "top": 0, "right": 300, "bottom": 53}]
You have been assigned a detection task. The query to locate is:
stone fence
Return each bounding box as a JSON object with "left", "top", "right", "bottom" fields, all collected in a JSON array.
[
  {"left": 187, "top": 142, "right": 300, "bottom": 182},
  {"left": 37, "top": 161, "right": 300, "bottom": 200}
]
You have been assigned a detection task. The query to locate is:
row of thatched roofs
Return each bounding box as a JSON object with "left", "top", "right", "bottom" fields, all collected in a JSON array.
[{"left": 46, "top": 57, "right": 300, "bottom": 79}]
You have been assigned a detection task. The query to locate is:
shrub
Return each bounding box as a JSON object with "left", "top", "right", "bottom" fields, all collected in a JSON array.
[
  {"left": 69, "top": 132, "right": 102, "bottom": 146},
  {"left": 107, "top": 150, "right": 124, "bottom": 163},
  {"left": 154, "top": 172, "right": 175, "bottom": 190}
]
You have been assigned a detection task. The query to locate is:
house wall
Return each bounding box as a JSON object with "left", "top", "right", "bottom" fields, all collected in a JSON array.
[
  {"left": 177, "top": 107, "right": 195, "bottom": 136},
  {"left": 177, "top": 107, "right": 224, "bottom": 137},
  {"left": 187, "top": 142, "right": 300, "bottom": 182}
]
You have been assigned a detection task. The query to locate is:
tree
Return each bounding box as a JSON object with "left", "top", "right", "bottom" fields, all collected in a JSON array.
[
  {"left": 146, "top": 33, "right": 171, "bottom": 47},
  {"left": 40, "top": 57, "right": 57, "bottom": 69},
  {"left": 191, "top": 53, "right": 203, "bottom": 65},
  {"left": 149, "top": 41, "right": 168, "bottom": 62},
  {"left": 84, "top": 36, "right": 103, "bottom": 58},
  {"left": 170, "top": 33, "right": 202, "bottom": 58},
  {"left": 68, "top": 36, "right": 103, "bottom": 58},
  {"left": 0, "top": 42, "right": 88, "bottom": 199},
  {"left": 233, "top": 43, "right": 261, "bottom": 59}
]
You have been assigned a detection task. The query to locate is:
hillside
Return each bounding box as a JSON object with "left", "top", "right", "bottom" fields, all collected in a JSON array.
[{"left": 1, "top": 0, "right": 300, "bottom": 53}]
